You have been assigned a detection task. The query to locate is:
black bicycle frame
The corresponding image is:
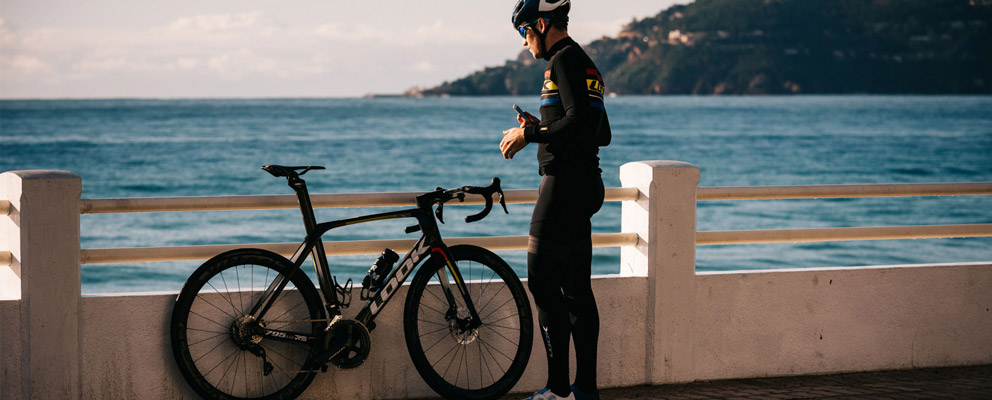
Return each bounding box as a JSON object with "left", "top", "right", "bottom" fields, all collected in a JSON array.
[{"left": 247, "top": 175, "right": 482, "bottom": 342}]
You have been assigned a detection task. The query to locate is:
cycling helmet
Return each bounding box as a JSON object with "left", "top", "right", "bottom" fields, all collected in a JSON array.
[{"left": 511, "top": 0, "right": 570, "bottom": 30}]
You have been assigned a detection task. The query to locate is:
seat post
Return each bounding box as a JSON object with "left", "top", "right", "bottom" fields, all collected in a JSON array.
[
  {"left": 287, "top": 174, "right": 341, "bottom": 309},
  {"left": 288, "top": 175, "right": 318, "bottom": 234}
]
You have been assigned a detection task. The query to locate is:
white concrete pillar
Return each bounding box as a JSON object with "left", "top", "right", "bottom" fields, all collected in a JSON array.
[
  {"left": 620, "top": 161, "right": 699, "bottom": 385},
  {"left": 0, "top": 170, "right": 82, "bottom": 399}
]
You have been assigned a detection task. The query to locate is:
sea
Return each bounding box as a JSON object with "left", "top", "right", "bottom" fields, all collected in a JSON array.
[{"left": 1, "top": 95, "right": 990, "bottom": 294}]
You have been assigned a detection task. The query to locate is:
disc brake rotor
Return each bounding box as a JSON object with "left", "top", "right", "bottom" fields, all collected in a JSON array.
[{"left": 448, "top": 307, "right": 479, "bottom": 344}]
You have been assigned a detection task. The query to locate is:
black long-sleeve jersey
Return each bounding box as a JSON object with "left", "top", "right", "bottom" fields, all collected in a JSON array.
[{"left": 523, "top": 37, "right": 611, "bottom": 176}]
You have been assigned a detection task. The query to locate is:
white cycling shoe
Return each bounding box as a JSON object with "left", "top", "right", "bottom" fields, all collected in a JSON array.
[{"left": 522, "top": 388, "right": 575, "bottom": 400}]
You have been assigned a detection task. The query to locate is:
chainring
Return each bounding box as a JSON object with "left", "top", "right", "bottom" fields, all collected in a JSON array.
[{"left": 328, "top": 318, "right": 372, "bottom": 369}]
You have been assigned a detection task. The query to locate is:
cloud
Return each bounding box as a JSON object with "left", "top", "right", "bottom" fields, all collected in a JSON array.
[
  {"left": 313, "top": 20, "right": 497, "bottom": 45},
  {"left": 1, "top": 54, "right": 52, "bottom": 75},
  {"left": 166, "top": 11, "right": 271, "bottom": 33},
  {"left": 206, "top": 48, "right": 277, "bottom": 78},
  {"left": 409, "top": 61, "right": 438, "bottom": 73},
  {"left": 0, "top": 18, "right": 16, "bottom": 47}
]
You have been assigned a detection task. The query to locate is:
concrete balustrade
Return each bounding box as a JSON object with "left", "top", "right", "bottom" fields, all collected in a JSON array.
[
  {"left": 1, "top": 171, "right": 82, "bottom": 399},
  {"left": 1, "top": 163, "right": 991, "bottom": 400}
]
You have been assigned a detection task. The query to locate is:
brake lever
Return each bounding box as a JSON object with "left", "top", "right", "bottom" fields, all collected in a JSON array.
[
  {"left": 491, "top": 177, "right": 508, "bottom": 214},
  {"left": 435, "top": 202, "right": 444, "bottom": 224},
  {"left": 497, "top": 189, "right": 508, "bottom": 214}
]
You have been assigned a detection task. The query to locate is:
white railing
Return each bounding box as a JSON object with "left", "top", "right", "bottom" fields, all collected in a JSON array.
[
  {"left": 695, "top": 182, "right": 992, "bottom": 245},
  {"left": 75, "top": 188, "right": 639, "bottom": 264},
  {"left": 78, "top": 188, "right": 640, "bottom": 213},
  {"left": 1, "top": 183, "right": 991, "bottom": 267},
  {"left": 80, "top": 233, "right": 640, "bottom": 264},
  {"left": 66, "top": 182, "right": 992, "bottom": 266}
]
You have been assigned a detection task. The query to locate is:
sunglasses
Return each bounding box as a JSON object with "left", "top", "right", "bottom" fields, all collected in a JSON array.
[{"left": 517, "top": 18, "right": 548, "bottom": 38}]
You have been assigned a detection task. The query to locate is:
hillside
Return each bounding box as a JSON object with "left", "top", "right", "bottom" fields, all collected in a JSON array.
[{"left": 414, "top": 0, "right": 992, "bottom": 96}]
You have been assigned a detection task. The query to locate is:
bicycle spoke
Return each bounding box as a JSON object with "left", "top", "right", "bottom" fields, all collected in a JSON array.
[
  {"left": 441, "top": 340, "right": 463, "bottom": 381},
  {"left": 418, "top": 299, "right": 446, "bottom": 318},
  {"left": 186, "top": 326, "right": 225, "bottom": 335},
  {"left": 418, "top": 319, "right": 449, "bottom": 329},
  {"left": 427, "top": 287, "right": 447, "bottom": 307},
  {"left": 228, "top": 349, "right": 242, "bottom": 395},
  {"left": 235, "top": 265, "right": 244, "bottom": 317},
  {"left": 188, "top": 331, "right": 226, "bottom": 347},
  {"left": 476, "top": 283, "right": 508, "bottom": 316},
  {"left": 477, "top": 340, "right": 485, "bottom": 389},
  {"left": 480, "top": 296, "right": 516, "bottom": 321},
  {"left": 188, "top": 309, "right": 231, "bottom": 332},
  {"left": 201, "top": 344, "right": 240, "bottom": 381},
  {"left": 478, "top": 332, "right": 516, "bottom": 363},
  {"left": 454, "top": 342, "right": 464, "bottom": 387},
  {"left": 481, "top": 325, "right": 519, "bottom": 347},
  {"left": 422, "top": 328, "right": 453, "bottom": 354},
  {"left": 478, "top": 339, "right": 497, "bottom": 384},
  {"left": 193, "top": 292, "right": 238, "bottom": 322},
  {"left": 473, "top": 268, "right": 498, "bottom": 306},
  {"left": 217, "top": 270, "right": 241, "bottom": 316},
  {"left": 266, "top": 344, "right": 307, "bottom": 371},
  {"left": 205, "top": 280, "right": 240, "bottom": 317},
  {"left": 485, "top": 321, "right": 522, "bottom": 332},
  {"left": 430, "top": 338, "right": 461, "bottom": 369},
  {"left": 241, "top": 348, "right": 249, "bottom": 397},
  {"left": 266, "top": 298, "right": 308, "bottom": 327}
]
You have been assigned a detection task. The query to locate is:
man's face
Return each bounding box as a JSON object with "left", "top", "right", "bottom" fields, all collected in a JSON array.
[{"left": 521, "top": 22, "right": 543, "bottom": 59}]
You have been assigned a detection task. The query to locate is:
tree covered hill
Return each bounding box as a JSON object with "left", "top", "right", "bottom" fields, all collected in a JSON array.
[{"left": 413, "top": 0, "right": 991, "bottom": 96}]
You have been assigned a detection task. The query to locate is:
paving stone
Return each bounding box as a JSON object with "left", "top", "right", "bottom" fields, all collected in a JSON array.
[{"left": 493, "top": 365, "right": 992, "bottom": 400}]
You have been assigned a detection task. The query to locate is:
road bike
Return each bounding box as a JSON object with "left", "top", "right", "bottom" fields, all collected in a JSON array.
[{"left": 170, "top": 165, "right": 533, "bottom": 399}]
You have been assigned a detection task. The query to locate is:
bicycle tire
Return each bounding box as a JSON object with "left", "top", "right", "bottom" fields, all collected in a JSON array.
[
  {"left": 403, "top": 245, "right": 533, "bottom": 400},
  {"left": 171, "top": 248, "right": 324, "bottom": 400}
]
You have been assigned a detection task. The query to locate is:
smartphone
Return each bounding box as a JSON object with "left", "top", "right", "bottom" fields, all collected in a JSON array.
[{"left": 512, "top": 104, "right": 526, "bottom": 118}]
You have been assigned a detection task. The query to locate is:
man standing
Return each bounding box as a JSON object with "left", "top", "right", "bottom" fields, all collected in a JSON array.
[{"left": 500, "top": 1, "right": 611, "bottom": 399}]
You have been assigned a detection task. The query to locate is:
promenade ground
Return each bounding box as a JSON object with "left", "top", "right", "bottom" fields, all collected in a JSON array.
[{"left": 486, "top": 365, "right": 992, "bottom": 399}]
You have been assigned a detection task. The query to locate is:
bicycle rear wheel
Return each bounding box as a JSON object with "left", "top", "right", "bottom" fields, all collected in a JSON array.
[
  {"left": 171, "top": 248, "right": 324, "bottom": 400},
  {"left": 403, "top": 245, "right": 533, "bottom": 400}
]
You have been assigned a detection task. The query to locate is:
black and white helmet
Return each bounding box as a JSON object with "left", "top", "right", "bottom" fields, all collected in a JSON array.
[{"left": 511, "top": 0, "right": 570, "bottom": 29}]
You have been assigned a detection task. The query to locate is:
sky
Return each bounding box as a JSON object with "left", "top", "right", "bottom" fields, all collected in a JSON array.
[{"left": 0, "top": 0, "right": 685, "bottom": 99}]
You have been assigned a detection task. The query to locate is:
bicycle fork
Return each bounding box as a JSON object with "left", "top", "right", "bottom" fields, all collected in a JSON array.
[{"left": 430, "top": 246, "right": 484, "bottom": 333}]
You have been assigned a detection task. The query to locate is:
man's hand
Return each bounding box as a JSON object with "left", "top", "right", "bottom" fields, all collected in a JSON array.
[
  {"left": 517, "top": 111, "right": 539, "bottom": 127},
  {"left": 500, "top": 127, "right": 528, "bottom": 159}
]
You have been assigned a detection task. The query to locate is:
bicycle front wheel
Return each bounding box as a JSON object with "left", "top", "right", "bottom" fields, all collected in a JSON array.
[
  {"left": 403, "top": 245, "right": 533, "bottom": 400},
  {"left": 171, "top": 248, "right": 324, "bottom": 400}
]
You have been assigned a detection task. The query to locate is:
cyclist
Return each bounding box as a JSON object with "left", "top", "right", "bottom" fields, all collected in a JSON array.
[{"left": 500, "top": 1, "right": 611, "bottom": 399}]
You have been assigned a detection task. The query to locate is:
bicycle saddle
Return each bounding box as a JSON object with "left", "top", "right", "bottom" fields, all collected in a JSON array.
[{"left": 261, "top": 164, "right": 326, "bottom": 177}]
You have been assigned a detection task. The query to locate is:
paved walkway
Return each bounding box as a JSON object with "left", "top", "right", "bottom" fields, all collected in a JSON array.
[{"left": 500, "top": 365, "right": 992, "bottom": 399}]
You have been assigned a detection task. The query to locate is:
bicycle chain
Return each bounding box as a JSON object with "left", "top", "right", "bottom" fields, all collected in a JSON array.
[
  {"left": 264, "top": 318, "right": 335, "bottom": 324},
  {"left": 265, "top": 313, "right": 344, "bottom": 326}
]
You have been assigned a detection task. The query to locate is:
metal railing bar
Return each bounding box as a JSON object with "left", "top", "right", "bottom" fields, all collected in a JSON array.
[
  {"left": 80, "top": 232, "right": 639, "bottom": 264},
  {"left": 0, "top": 251, "right": 11, "bottom": 267},
  {"left": 697, "top": 224, "right": 992, "bottom": 245},
  {"left": 697, "top": 182, "right": 992, "bottom": 201},
  {"left": 0, "top": 200, "right": 10, "bottom": 216},
  {"left": 77, "top": 181, "right": 992, "bottom": 215},
  {"left": 79, "top": 187, "right": 639, "bottom": 214}
]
